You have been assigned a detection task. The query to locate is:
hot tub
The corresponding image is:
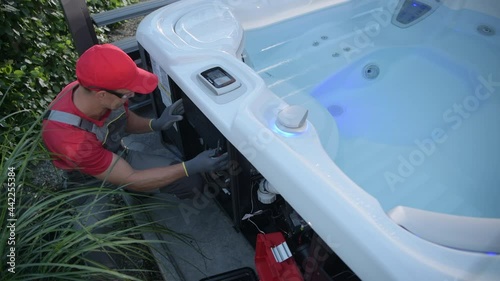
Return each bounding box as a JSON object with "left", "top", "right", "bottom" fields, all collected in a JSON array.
[{"left": 137, "top": 0, "right": 500, "bottom": 280}]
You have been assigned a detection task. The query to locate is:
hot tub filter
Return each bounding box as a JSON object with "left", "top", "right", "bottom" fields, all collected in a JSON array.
[{"left": 257, "top": 179, "right": 279, "bottom": 204}]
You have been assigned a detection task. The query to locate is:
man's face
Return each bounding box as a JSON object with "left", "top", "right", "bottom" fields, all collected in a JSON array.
[{"left": 101, "top": 89, "right": 135, "bottom": 110}]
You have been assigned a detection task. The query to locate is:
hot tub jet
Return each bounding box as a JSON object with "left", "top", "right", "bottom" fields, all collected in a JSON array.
[
  {"left": 363, "top": 63, "right": 380, "bottom": 79},
  {"left": 477, "top": 25, "right": 495, "bottom": 36}
]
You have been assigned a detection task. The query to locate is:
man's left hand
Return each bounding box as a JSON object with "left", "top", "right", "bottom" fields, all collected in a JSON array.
[{"left": 150, "top": 99, "right": 184, "bottom": 131}]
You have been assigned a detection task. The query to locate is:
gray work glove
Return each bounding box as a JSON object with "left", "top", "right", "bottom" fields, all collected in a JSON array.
[
  {"left": 150, "top": 99, "right": 184, "bottom": 131},
  {"left": 183, "top": 149, "right": 229, "bottom": 176}
]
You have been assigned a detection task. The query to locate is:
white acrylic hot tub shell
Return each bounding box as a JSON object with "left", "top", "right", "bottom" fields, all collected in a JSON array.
[{"left": 137, "top": 0, "right": 500, "bottom": 280}]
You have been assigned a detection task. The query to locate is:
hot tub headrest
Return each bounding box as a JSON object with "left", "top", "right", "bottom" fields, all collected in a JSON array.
[
  {"left": 388, "top": 206, "right": 500, "bottom": 253},
  {"left": 174, "top": 4, "right": 244, "bottom": 57}
]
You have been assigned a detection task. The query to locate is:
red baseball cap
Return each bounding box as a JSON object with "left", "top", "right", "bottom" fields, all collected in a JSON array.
[{"left": 76, "top": 44, "right": 158, "bottom": 94}]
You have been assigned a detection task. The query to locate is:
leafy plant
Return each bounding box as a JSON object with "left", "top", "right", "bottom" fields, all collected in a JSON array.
[
  {"left": 0, "top": 106, "right": 186, "bottom": 280},
  {"left": 0, "top": 1, "right": 183, "bottom": 280},
  {"left": 0, "top": 0, "right": 137, "bottom": 127}
]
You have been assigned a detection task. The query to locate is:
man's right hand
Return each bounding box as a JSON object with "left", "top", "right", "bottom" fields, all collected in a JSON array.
[{"left": 183, "top": 149, "right": 229, "bottom": 176}]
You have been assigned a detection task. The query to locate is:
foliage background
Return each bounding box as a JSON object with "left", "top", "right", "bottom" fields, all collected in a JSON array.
[
  {"left": 0, "top": 0, "right": 134, "bottom": 128},
  {"left": 0, "top": 1, "right": 175, "bottom": 280}
]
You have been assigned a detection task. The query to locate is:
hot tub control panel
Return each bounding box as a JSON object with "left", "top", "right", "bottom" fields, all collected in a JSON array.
[{"left": 198, "top": 66, "right": 241, "bottom": 95}]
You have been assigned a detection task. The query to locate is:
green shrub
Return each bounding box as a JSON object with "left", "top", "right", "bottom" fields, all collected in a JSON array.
[
  {"left": 0, "top": 0, "right": 135, "bottom": 127},
  {"left": 0, "top": 95, "right": 184, "bottom": 280},
  {"left": 0, "top": 1, "right": 180, "bottom": 280}
]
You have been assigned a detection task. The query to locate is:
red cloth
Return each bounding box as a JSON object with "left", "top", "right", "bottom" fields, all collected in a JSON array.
[
  {"left": 42, "top": 81, "right": 114, "bottom": 176},
  {"left": 255, "top": 232, "right": 304, "bottom": 281}
]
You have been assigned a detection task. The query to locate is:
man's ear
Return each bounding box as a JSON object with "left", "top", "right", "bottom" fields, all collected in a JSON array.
[{"left": 95, "top": 90, "right": 107, "bottom": 99}]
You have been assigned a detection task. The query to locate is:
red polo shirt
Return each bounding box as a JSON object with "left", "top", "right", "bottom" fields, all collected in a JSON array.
[{"left": 42, "top": 81, "right": 114, "bottom": 176}]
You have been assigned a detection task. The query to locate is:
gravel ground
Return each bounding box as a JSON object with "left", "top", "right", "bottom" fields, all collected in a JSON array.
[
  {"left": 31, "top": 160, "right": 65, "bottom": 190},
  {"left": 107, "top": 0, "right": 148, "bottom": 43},
  {"left": 107, "top": 16, "right": 146, "bottom": 43}
]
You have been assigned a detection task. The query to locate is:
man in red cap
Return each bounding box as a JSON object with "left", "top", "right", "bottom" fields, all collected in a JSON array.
[
  {"left": 42, "top": 44, "right": 228, "bottom": 267},
  {"left": 43, "top": 43, "right": 228, "bottom": 196}
]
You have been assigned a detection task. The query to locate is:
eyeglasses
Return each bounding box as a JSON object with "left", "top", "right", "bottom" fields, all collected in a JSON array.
[
  {"left": 104, "top": 89, "right": 135, "bottom": 99},
  {"left": 84, "top": 85, "right": 136, "bottom": 99}
]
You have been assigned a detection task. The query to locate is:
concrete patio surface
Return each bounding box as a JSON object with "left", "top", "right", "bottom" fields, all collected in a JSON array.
[{"left": 124, "top": 104, "right": 256, "bottom": 281}]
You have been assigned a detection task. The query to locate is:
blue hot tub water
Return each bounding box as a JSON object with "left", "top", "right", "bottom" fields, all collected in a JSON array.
[{"left": 243, "top": 3, "right": 500, "bottom": 219}]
